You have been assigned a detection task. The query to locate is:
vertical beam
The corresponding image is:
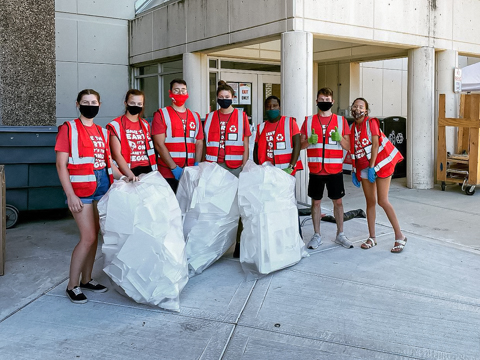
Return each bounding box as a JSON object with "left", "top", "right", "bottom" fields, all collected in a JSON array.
[
  {"left": 437, "top": 95, "right": 447, "bottom": 182},
  {"left": 281, "top": 31, "right": 313, "bottom": 203},
  {"left": 407, "top": 47, "right": 435, "bottom": 189},
  {"left": 457, "top": 94, "right": 468, "bottom": 154},
  {"left": 183, "top": 52, "right": 209, "bottom": 116}
]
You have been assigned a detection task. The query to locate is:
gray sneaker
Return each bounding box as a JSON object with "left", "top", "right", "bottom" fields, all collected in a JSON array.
[
  {"left": 334, "top": 233, "right": 353, "bottom": 248},
  {"left": 307, "top": 233, "right": 323, "bottom": 249}
]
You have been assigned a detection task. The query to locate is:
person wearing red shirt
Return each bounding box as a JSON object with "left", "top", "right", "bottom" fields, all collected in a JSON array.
[
  {"left": 349, "top": 97, "right": 406, "bottom": 253},
  {"left": 152, "top": 79, "right": 204, "bottom": 193},
  {"left": 254, "top": 95, "right": 302, "bottom": 175},
  {"left": 55, "top": 89, "right": 124, "bottom": 304},
  {"left": 107, "top": 89, "right": 157, "bottom": 181},
  {"left": 203, "top": 80, "right": 251, "bottom": 177},
  {"left": 300, "top": 87, "right": 352, "bottom": 250}
]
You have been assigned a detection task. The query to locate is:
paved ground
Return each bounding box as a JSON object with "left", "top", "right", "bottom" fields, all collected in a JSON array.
[{"left": 1, "top": 178, "right": 480, "bottom": 359}]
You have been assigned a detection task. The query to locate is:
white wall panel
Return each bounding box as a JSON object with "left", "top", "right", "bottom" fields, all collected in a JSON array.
[
  {"left": 130, "top": 12, "right": 153, "bottom": 56},
  {"left": 302, "top": 0, "right": 374, "bottom": 28},
  {"left": 374, "top": 0, "right": 429, "bottom": 37},
  {"left": 229, "top": 0, "right": 287, "bottom": 32},
  {"left": 453, "top": 0, "right": 480, "bottom": 45},
  {"left": 55, "top": 18, "right": 77, "bottom": 62},
  {"left": 382, "top": 69, "right": 403, "bottom": 116},
  {"left": 77, "top": 0, "right": 135, "bottom": 20},
  {"left": 361, "top": 67, "right": 382, "bottom": 117},
  {"left": 77, "top": 63, "right": 129, "bottom": 121},
  {"left": 56, "top": 62, "right": 78, "bottom": 119},
  {"left": 78, "top": 21, "right": 128, "bottom": 65},
  {"left": 55, "top": 0, "right": 76, "bottom": 13}
]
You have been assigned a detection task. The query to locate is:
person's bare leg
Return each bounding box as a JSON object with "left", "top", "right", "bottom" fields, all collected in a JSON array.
[
  {"left": 311, "top": 199, "right": 322, "bottom": 235},
  {"left": 68, "top": 204, "right": 98, "bottom": 290},
  {"left": 361, "top": 179, "right": 377, "bottom": 239},
  {"left": 332, "top": 198, "right": 344, "bottom": 235},
  {"left": 376, "top": 176, "right": 404, "bottom": 240},
  {"left": 80, "top": 201, "right": 101, "bottom": 283}
]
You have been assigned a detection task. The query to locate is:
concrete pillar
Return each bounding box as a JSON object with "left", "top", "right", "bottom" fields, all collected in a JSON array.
[
  {"left": 281, "top": 31, "right": 313, "bottom": 202},
  {"left": 407, "top": 47, "right": 435, "bottom": 189},
  {"left": 183, "top": 53, "right": 208, "bottom": 116},
  {"left": 436, "top": 50, "right": 459, "bottom": 156}
]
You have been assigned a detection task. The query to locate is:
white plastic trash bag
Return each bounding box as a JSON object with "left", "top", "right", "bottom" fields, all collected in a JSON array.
[
  {"left": 177, "top": 162, "right": 239, "bottom": 277},
  {"left": 238, "top": 160, "right": 308, "bottom": 278},
  {"left": 98, "top": 171, "right": 188, "bottom": 312}
]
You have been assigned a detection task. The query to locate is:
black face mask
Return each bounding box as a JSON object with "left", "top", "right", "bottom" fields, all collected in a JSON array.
[
  {"left": 217, "top": 98, "right": 233, "bottom": 109},
  {"left": 317, "top": 102, "right": 333, "bottom": 112},
  {"left": 79, "top": 105, "right": 99, "bottom": 119},
  {"left": 127, "top": 105, "right": 142, "bottom": 116}
]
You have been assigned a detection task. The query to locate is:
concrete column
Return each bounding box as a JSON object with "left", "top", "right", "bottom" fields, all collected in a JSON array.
[
  {"left": 407, "top": 47, "right": 435, "bottom": 189},
  {"left": 436, "top": 50, "right": 459, "bottom": 155},
  {"left": 183, "top": 53, "right": 208, "bottom": 116},
  {"left": 281, "top": 31, "right": 313, "bottom": 202}
]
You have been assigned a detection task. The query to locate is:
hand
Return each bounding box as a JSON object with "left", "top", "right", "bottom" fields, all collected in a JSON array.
[
  {"left": 283, "top": 167, "right": 293, "bottom": 175},
  {"left": 67, "top": 194, "right": 84, "bottom": 213},
  {"left": 308, "top": 129, "right": 318, "bottom": 145},
  {"left": 171, "top": 166, "right": 183, "bottom": 180},
  {"left": 126, "top": 173, "right": 138, "bottom": 182},
  {"left": 330, "top": 126, "right": 342, "bottom": 142},
  {"left": 368, "top": 167, "right": 376, "bottom": 183},
  {"left": 352, "top": 173, "right": 361, "bottom": 188}
]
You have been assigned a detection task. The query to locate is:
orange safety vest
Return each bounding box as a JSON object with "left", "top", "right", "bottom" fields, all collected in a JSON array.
[
  {"left": 257, "top": 116, "right": 303, "bottom": 176},
  {"left": 305, "top": 114, "right": 345, "bottom": 174},
  {"left": 350, "top": 117, "right": 404, "bottom": 180},
  {"left": 107, "top": 116, "right": 157, "bottom": 171},
  {"left": 204, "top": 109, "right": 245, "bottom": 169},
  {"left": 65, "top": 119, "right": 113, "bottom": 197},
  {"left": 157, "top": 106, "right": 201, "bottom": 168}
]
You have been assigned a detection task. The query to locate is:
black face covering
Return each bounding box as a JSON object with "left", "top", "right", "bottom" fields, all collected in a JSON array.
[
  {"left": 79, "top": 105, "right": 99, "bottom": 119},
  {"left": 217, "top": 98, "right": 233, "bottom": 109},
  {"left": 127, "top": 105, "right": 142, "bottom": 116},
  {"left": 317, "top": 102, "right": 333, "bottom": 112}
]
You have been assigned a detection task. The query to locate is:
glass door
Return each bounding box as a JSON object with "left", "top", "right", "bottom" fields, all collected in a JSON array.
[
  {"left": 258, "top": 74, "right": 281, "bottom": 125},
  {"left": 219, "top": 72, "right": 257, "bottom": 126}
]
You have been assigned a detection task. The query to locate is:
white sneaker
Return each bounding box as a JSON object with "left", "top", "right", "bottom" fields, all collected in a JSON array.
[
  {"left": 334, "top": 233, "right": 353, "bottom": 249},
  {"left": 307, "top": 233, "right": 323, "bottom": 249}
]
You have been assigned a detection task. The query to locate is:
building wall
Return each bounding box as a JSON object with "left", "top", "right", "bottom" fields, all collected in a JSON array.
[
  {"left": 55, "top": 0, "right": 135, "bottom": 127},
  {"left": 131, "top": 0, "right": 480, "bottom": 64},
  {"left": 0, "top": 0, "right": 56, "bottom": 126}
]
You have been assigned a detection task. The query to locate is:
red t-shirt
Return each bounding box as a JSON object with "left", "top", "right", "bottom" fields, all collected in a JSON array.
[
  {"left": 300, "top": 114, "right": 350, "bottom": 175},
  {"left": 151, "top": 107, "right": 204, "bottom": 178},
  {"left": 55, "top": 122, "right": 107, "bottom": 170},
  {"left": 353, "top": 119, "right": 380, "bottom": 172},
  {"left": 216, "top": 111, "right": 252, "bottom": 163},
  {"left": 255, "top": 119, "right": 300, "bottom": 165},
  {"left": 108, "top": 118, "right": 150, "bottom": 169}
]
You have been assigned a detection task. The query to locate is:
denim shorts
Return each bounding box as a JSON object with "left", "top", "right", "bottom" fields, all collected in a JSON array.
[{"left": 79, "top": 168, "right": 110, "bottom": 204}]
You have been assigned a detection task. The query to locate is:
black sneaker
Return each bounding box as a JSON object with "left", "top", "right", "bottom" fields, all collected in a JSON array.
[
  {"left": 66, "top": 286, "right": 88, "bottom": 304},
  {"left": 80, "top": 279, "right": 108, "bottom": 293}
]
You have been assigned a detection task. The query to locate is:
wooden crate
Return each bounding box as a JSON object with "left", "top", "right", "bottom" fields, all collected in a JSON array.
[{"left": 437, "top": 94, "right": 480, "bottom": 193}]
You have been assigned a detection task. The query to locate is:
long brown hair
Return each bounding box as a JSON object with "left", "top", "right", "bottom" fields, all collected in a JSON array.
[
  {"left": 76, "top": 89, "right": 100, "bottom": 103},
  {"left": 216, "top": 80, "right": 235, "bottom": 96}
]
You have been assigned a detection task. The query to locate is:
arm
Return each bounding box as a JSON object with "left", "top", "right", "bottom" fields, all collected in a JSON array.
[
  {"left": 369, "top": 135, "right": 380, "bottom": 168},
  {"left": 56, "top": 151, "right": 83, "bottom": 213},
  {"left": 195, "top": 139, "right": 203, "bottom": 163},
  {"left": 300, "top": 134, "right": 310, "bottom": 150},
  {"left": 253, "top": 142, "right": 259, "bottom": 164},
  {"left": 110, "top": 135, "right": 136, "bottom": 181},
  {"left": 153, "top": 133, "right": 177, "bottom": 169},
  {"left": 242, "top": 136, "right": 250, "bottom": 166},
  {"left": 290, "top": 134, "right": 301, "bottom": 166},
  {"left": 340, "top": 133, "right": 350, "bottom": 151}
]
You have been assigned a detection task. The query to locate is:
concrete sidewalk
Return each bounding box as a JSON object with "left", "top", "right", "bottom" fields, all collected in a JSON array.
[{"left": 1, "top": 179, "right": 480, "bottom": 359}]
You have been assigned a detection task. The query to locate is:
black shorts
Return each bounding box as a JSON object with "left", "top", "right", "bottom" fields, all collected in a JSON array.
[{"left": 308, "top": 172, "right": 345, "bottom": 200}]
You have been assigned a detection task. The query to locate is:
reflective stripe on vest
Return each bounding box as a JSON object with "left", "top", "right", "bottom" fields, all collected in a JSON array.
[
  {"left": 204, "top": 109, "right": 245, "bottom": 168},
  {"left": 306, "top": 114, "right": 344, "bottom": 173}
]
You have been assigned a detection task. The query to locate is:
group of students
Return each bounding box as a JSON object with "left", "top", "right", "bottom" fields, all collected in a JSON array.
[{"left": 55, "top": 79, "right": 406, "bottom": 304}]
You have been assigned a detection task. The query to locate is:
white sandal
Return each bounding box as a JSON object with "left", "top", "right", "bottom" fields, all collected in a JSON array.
[
  {"left": 391, "top": 238, "right": 407, "bottom": 253},
  {"left": 361, "top": 237, "right": 377, "bottom": 249}
]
